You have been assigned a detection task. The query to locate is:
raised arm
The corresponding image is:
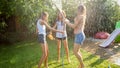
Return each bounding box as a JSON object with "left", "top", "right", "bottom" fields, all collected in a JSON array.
[
  {"left": 64, "top": 19, "right": 78, "bottom": 29},
  {"left": 65, "top": 17, "right": 82, "bottom": 29}
]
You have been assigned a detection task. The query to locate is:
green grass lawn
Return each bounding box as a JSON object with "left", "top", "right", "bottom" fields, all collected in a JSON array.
[{"left": 0, "top": 39, "right": 120, "bottom": 68}]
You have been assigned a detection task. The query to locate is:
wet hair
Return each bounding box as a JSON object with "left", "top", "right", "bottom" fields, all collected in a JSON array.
[
  {"left": 40, "top": 11, "right": 49, "bottom": 22},
  {"left": 41, "top": 12, "right": 49, "bottom": 18},
  {"left": 57, "top": 10, "right": 66, "bottom": 21},
  {"left": 78, "top": 4, "right": 86, "bottom": 15},
  {"left": 61, "top": 10, "right": 66, "bottom": 18}
]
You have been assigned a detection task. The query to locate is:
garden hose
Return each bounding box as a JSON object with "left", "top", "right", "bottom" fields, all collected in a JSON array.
[{"left": 61, "top": 34, "right": 64, "bottom": 68}]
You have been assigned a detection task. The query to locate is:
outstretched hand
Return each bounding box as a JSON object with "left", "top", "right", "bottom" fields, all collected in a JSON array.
[
  {"left": 63, "top": 19, "right": 70, "bottom": 24},
  {"left": 60, "top": 31, "right": 64, "bottom": 34}
]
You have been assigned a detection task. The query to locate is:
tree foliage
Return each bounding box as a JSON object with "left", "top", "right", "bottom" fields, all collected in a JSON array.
[
  {"left": 85, "top": 0, "right": 120, "bottom": 36},
  {"left": 62, "top": 0, "right": 120, "bottom": 37},
  {"left": 0, "top": 0, "right": 56, "bottom": 43},
  {"left": 1, "top": 0, "right": 120, "bottom": 43}
]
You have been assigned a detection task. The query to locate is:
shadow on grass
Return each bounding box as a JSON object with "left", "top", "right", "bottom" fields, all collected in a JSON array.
[
  {"left": 15, "top": 42, "right": 36, "bottom": 48},
  {"left": 1, "top": 39, "right": 120, "bottom": 68},
  {"left": 90, "top": 59, "right": 104, "bottom": 67},
  {"left": 81, "top": 40, "right": 120, "bottom": 66},
  {"left": 54, "top": 63, "right": 69, "bottom": 68},
  {"left": 48, "top": 61, "right": 57, "bottom": 66},
  {"left": 83, "top": 54, "right": 95, "bottom": 61}
]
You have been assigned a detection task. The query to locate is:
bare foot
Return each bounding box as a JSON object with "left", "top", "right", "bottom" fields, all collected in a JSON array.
[
  {"left": 68, "top": 59, "right": 71, "bottom": 63},
  {"left": 78, "top": 64, "right": 84, "bottom": 68},
  {"left": 57, "top": 60, "right": 60, "bottom": 63},
  {"left": 78, "top": 65, "right": 81, "bottom": 68},
  {"left": 38, "top": 64, "right": 40, "bottom": 68},
  {"left": 44, "top": 63, "right": 49, "bottom": 68},
  {"left": 81, "top": 64, "right": 84, "bottom": 68},
  {"left": 45, "top": 66, "right": 49, "bottom": 68},
  {"left": 45, "top": 65, "right": 49, "bottom": 68}
]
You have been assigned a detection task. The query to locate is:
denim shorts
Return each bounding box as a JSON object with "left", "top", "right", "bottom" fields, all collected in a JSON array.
[
  {"left": 74, "top": 32, "right": 85, "bottom": 45},
  {"left": 38, "top": 34, "right": 46, "bottom": 44}
]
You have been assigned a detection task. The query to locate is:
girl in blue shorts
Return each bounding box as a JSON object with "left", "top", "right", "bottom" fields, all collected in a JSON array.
[
  {"left": 36, "top": 12, "right": 63, "bottom": 68},
  {"left": 64, "top": 5, "right": 86, "bottom": 68}
]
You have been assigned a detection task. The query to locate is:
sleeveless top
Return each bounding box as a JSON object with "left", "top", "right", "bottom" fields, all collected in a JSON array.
[
  {"left": 37, "top": 19, "right": 46, "bottom": 35},
  {"left": 56, "top": 21, "right": 67, "bottom": 38}
]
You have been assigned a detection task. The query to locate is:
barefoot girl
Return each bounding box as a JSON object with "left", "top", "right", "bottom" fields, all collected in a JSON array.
[
  {"left": 36, "top": 12, "right": 63, "bottom": 68},
  {"left": 53, "top": 10, "right": 70, "bottom": 63},
  {"left": 64, "top": 5, "right": 86, "bottom": 68}
]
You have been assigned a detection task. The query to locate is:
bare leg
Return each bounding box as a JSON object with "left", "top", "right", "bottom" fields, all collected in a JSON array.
[
  {"left": 57, "top": 39, "right": 61, "bottom": 62},
  {"left": 63, "top": 39, "right": 71, "bottom": 63},
  {"left": 73, "top": 43, "right": 84, "bottom": 68},
  {"left": 38, "top": 44, "right": 47, "bottom": 68},
  {"left": 44, "top": 43, "right": 49, "bottom": 68}
]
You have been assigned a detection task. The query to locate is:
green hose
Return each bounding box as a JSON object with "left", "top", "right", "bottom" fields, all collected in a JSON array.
[{"left": 61, "top": 37, "right": 64, "bottom": 68}]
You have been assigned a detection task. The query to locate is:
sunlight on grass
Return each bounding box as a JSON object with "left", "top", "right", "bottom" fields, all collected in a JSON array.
[{"left": 0, "top": 39, "right": 120, "bottom": 68}]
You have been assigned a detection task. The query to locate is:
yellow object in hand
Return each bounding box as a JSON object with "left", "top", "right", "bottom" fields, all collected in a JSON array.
[{"left": 47, "top": 32, "right": 55, "bottom": 40}]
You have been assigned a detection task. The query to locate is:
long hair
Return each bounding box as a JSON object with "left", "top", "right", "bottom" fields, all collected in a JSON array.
[
  {"left": 56, "top": 10, "right": 66, "bottom": 21},
  {"left": 56, "top": 10, "right": 66, "bottom": 26},
  {"left": 78, "top": 5, "right": 86, "bottom": 15}
]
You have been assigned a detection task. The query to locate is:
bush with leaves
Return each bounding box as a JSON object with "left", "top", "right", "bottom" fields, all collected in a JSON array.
[
  {"left": 0, "top": 0, "right": 57, "bottom": 43},
  {"left": 62, "top": 0, "right": 120, "bottom": 37}
]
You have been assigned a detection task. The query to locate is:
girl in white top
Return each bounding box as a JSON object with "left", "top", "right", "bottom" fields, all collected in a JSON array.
[
  {"left": 53, "top": 11, "right": 71, "bottom": 63},
  {"left": 36, "top": 12, "right": 63, "bottom": 68}
]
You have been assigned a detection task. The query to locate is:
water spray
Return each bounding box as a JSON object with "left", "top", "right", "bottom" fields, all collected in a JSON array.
[{"left": 51, "top": 0, "right": 64, "bottom": 68}]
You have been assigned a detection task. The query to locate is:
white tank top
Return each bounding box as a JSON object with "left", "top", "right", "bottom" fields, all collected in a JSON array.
[
  {"left": 37, "top": 19, "right": 46, "bottom": 35},
  {"left": 56, "top": 21, "right": 67, "bottom": 38}
]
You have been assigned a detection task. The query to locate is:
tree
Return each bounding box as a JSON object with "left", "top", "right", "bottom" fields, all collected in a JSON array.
[
  {"left": 62, "top": 0, "right": 120, "bottom": 37},
  {"left": 84, "top": 0, "right": 120, "bottom": 36},
  {"left": 0, "top": 0, "right": 56, "bottom": 43}
]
